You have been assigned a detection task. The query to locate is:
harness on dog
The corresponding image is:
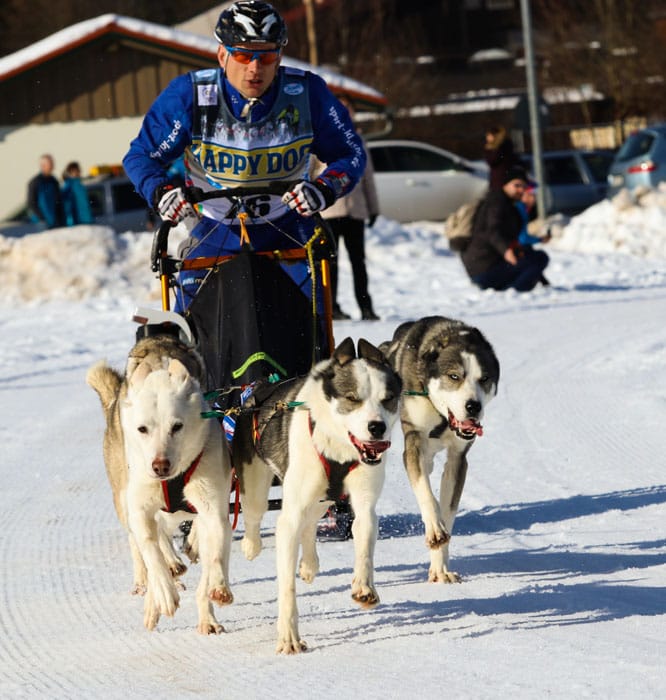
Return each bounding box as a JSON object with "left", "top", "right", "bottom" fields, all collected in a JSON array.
[
  {"left": 308, "top": 414, "right": 360, "bottom": 502},
  {"left": 160, "top": 452, "right": 203, "bottom": 514}
]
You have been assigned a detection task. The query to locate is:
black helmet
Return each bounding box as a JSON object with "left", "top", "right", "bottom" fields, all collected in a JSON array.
[{"left": 215, "top": 1, "right": 288, "bottom": 47}]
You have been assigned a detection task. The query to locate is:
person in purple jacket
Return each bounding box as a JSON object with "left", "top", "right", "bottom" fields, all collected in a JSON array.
[{"left": 123, "top": 0, "right": 366, "bottom": 316}]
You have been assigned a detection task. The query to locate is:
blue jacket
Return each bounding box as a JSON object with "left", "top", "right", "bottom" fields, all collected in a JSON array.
[
  {"left": 516, "top": 200, "right": 541, "bottom": 246},
  {"left": 123, "top": 66, "right": 366, "bottom": 218},
  {"left": 61, "top": 177, "right": 94, "bottom": 225}
]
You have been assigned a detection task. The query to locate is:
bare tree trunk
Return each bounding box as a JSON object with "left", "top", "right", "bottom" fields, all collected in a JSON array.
[{"left": 303, "top": 0, "right": 318, "bottom": 67}]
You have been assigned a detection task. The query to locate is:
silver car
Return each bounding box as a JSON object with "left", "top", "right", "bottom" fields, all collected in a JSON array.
[
  {"left": 366, "top": 139, "right": 489, "bottom": 222},
  {"left": 607, "top": 123, "right": 666, "bottom": 196}
]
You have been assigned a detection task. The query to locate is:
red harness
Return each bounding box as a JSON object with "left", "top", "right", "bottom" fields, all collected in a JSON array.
[{"left": 160, "top": 451, "right": 203, "bottom": 514}]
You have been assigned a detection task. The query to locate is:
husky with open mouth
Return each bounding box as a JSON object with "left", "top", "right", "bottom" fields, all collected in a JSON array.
[
  {"left": 232, "top": 337, "right": 402, "bottom": 654},
  {"left": 380, "top": 316, "right": 500, "bottom": 583}
]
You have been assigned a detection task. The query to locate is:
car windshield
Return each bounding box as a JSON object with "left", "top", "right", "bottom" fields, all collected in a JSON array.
[{"left": 616, "top": 132, "right": 655, "bottom": 162}]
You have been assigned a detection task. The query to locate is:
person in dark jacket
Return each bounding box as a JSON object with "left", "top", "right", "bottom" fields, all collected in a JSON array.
[
  {"left": 484, "top": 125, "right": 520, "bottom": 191},
  {"left": 27, "top": 154, "right": 64, "bottom": 229},
  {"left": 61, "top": 161, "right": 94, "bottom": 226},
  {"left": 461, "top": 166, "right": 549, "bottom": 292}
]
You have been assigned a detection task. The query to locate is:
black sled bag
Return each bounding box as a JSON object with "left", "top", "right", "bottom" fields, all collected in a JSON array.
[{"left": 185, "top": 249, "right": 319, "bottom": 400}]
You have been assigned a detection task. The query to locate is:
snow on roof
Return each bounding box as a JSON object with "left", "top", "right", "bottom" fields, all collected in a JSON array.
[{"left": 0, "top": 13, "right": 386, "bottom": 105}]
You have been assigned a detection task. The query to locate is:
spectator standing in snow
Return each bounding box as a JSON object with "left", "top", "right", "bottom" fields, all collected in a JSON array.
[
  {"left": 27, "top": 154, "right": 64, "bottom": 229},
  {"left": 484, "top": 125, "right": 520, "bottom": 191},
  {"left": 61, "top": 161, "right": 93, "bottom": 226},
  {"left": 310, "top": 95, "right": 380, "bottom": 321},
  {"left": 461, "top": 166, "right": 549, "bottom": 292}
]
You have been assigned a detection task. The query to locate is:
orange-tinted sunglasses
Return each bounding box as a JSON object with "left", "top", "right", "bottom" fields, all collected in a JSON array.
[{"left": 225, "top": 45, "right": 281, "bottom": 65}]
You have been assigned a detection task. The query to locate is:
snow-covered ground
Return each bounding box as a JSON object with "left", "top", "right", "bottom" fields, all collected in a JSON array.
[{"left": 1, "top": 188, "right": 665, "bottom": 698}]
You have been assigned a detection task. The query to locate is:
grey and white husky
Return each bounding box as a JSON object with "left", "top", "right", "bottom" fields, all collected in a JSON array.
[
  {"left": 232, "top": 337, "right": 403, "bottom": 654},
  {"left": 380, "top": 316, "right": 500, "bottom": 583}
]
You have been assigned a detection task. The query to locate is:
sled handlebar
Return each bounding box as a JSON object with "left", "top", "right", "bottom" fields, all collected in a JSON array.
[
  {"left": 150, "top": 180, "right": 322, "bottom": 273},
  {"left": 183, "top": 180, "right": 300, "bottom": 204}
]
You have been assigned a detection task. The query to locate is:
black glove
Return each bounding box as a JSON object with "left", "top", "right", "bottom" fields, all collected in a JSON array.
[
  {"left": 367, "top": 214, "right": 378, "bottom": 228},
  {"left": 282, "top": 178, "right": 335, "bottom": 217}
]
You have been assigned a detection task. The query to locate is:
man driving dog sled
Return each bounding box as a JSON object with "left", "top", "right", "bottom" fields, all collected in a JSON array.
[{"left": 123, "top": 0, "right": 366, "bottom": 335}]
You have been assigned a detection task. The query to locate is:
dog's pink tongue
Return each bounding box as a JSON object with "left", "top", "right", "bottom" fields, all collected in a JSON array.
[
  {"left": 350, "top": 434, "right": 391, "bottom": 461},
  {"left": 364, "top": 440, "right": 391, "bottom": 459},
  {"left": 449, "top": 414, "right": 484, "bottom": 436}
]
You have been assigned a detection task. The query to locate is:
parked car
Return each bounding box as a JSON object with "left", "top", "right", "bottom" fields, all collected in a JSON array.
[
  {"left": 0, "top": 171, "right": 151, "bottom": 238},
  {"left": 606, "top": 123, "right": 666, "bottom": 196},
  {"left": 366, "top": 139, "right": 489, "bottom": 222},
  {"left": 520, "top": 149, "right": 615, "bottom": 216}
]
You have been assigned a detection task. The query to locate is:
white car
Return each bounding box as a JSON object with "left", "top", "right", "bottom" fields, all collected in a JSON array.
[{"left": 366, "top": 139, "right": 489, "bottom": 222}]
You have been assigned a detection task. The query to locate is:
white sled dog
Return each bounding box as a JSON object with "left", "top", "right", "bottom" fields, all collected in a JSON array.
[
  {"left": 232, "top": 337, "right": 403, "bottom": 654},
  {"left": 87, "top": 334, "right": 233, "bottom": 633},
  {"left": 380, "top": 316, "right": 500, "bottom": 583}
]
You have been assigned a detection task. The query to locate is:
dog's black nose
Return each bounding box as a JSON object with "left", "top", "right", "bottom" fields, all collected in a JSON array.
[
  {"left": 368, "top": 420, "right": 386, "bottom": 439},
  {"left": 152, "top": 458, "right": 171, "bottom": 477},
  {"left": 465, "top": 399, "right": 482, "bottom": 417}
]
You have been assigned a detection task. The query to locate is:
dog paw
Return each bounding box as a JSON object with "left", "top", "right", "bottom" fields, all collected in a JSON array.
[
  {"left": 148, "top": 575, "right": 180, "bottom": 618},
  {"left": 428, "top": 568, "right": 461, "bottom": 583},
  {"left": 298, "top": 558, "right": 319, "bottom": 583},
  {"left": 169, "top": 560, "right": 188, "bottom": 578},
  {"left": 276, "top": 636, "right": 308, "bottom": 654},
  {"left": 131, "top": 583, "right": 147, "bottom": 596},
  {"left": 351, "top": 589, "right": 380, "bottom": 608},
  {"left": 351, "top": 580, "right": 380, "bottom": 608},
  {"left": 424, "top": 526, "right": 451, "bottom": 549},
  {"left": 241, "top": 535, "right": 262, "bottom": 561},
  {"left": 209, "top": 585, "right": 234, "bottom": 606},
  {"left": 143, "top": 592, "right": 161, "bottom": 631},
  {"left": 197, "top": 619, "right": 225, "bottom": 635},
  {"left": 183, "top": 537, "right": 199, "bottom": 564}
]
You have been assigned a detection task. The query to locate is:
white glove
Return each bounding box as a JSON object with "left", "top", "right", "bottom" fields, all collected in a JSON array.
[
  {"left": 156, "top": 186, "right": 197, "bottom": 224},
  {"left": 282, "top": 179, "right": 333, "bottom": 217}
]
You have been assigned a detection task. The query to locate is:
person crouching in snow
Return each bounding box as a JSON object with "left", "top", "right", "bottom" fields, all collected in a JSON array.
[{"left": 461, "top": 166, "right": 550, "bottom": 292}]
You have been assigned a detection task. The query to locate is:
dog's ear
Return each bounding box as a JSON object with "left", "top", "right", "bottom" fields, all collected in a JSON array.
[
  {"left": 333, "top": 337, "right": 356, "bottom": 366},
  {"left": 167, "top": 358, "right": 191, "bottom": 384},
  {"left": 128, "top": 360, "right": 151, "bottom": 389},
  {"left": 357, "top": 338, "right": 388, "bottom": 366},
  {"left": 420, "top": 345, "right": 439, "bottom": 365}
]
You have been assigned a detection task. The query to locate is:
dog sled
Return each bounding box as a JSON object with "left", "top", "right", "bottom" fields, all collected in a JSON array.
[{"left": 135, "top": 182, "right": 352, "bottom": 537}]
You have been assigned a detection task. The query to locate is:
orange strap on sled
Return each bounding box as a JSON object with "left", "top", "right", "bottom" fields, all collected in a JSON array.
[{"left": 181, "top": 247, "right": 308, "bottom": 271}]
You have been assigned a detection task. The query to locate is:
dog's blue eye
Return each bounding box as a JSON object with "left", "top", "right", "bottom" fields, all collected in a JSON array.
[{"left": 448, "top": 373, "right": 460, "bottom": 381}]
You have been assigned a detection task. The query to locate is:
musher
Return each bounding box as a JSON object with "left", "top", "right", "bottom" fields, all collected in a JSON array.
[{"left": 122, "top": 0, "right": 367, "bottom": 329}]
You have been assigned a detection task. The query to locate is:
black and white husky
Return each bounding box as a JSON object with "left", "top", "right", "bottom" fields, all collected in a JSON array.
[
  {"left": 380, "top": 316, "right": 500, "bottom": 583},
  {"left": 232, "top": 337, "right": 403, "bottom": 654}
]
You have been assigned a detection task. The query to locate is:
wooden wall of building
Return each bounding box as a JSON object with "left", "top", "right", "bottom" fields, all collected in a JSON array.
[{"left": 1, "top": 35, "right": 216, "bottom": 125}]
